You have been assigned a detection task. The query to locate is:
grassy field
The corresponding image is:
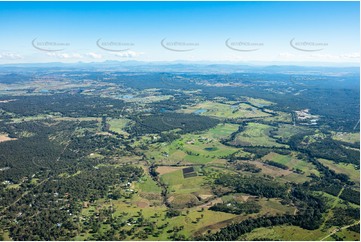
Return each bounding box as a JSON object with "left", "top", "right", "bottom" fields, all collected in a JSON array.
[
  {"left": 108, "top": 118, "right": 131, "bottom": 136},
  {"left": 231, "top": 123, "right": 288, "bottom": 147},
  {"left": 79, "top": 194, "right": 238, "bottom": 240},
  {"left": 179, "top": 101, "right": 271, "bottom": 119},
  {"left": 318, "top": 158, "right": 360, "bottom": 186},
  {"left": 146, "top": 123, "right": 242, "bottom": 165},
  {"left": 239, "top": 225, "right": 330, "bottom": 241},
  {"left": 332, "top": 131, "right": 360, "bottom": 144},
  {"left": 262, "top": 152, "right": 320, "bottom": 177},
  {"left": 263, "top": 111, "right": 293, "bottom": 123},
  {"left": 325, "top": 227, "right": 360, "bottom": 241},
  {"left": 274, "top": 124, "right": 310, "bottom": 142},
  {"left": 242, "top": 97, "right": 274, "bottom": 107},
  {"left": 313, "top": 191, "right": 360, "bottom": 209},
  {"left": 205, "top": 123, "right": 239, "bottom": 139},
  {"left": 136, "top": 175, "right": 162, "bottom": 194},
  {"left": 79, "top": 199, "right": 351, "bottom": 242},
  {"left": 221, "top": 195, "right": 296, "bottom": 215},
  {"left": 235, "top": 159, "right": 312, "bottom": 184},
  {"left": 161, "top": 168, "right": 212, "bottom": 197}
]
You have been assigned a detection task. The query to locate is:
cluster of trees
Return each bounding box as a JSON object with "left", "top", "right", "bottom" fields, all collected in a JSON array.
[
  {"left": 264, "top": 160, "right": 289, "bottom": 170},
  {"left": 4, "top": 165, "right": 143, "bottom": 240},
  {"left": 215, "top": 174, "right": 288, "bottom": 198},
  {"left": 289, "top": 134, "right": 360, "bottom": 166},
  {"left": 241, "top": 146, "right": 291, "bottom": 159},
  {"left": 0, "top": 94, "right": 127, "bottom": 118},
  {"left": 111, "top": 72, "right": 197, "bottom": 90},
  {"left": 340, "top": 188, "right": 360, "bottom": 205},
  {"left": 326, "top": 207, "right": 360, "bottom": 227},
  {"left": 0, "top": 120, "right": 80, "bottom": 183},
  {"left": 197, "top": 72, "right": 359, "bottom": 132},
  {"left": 234, "top": 162, "right": 261, "bottom": 173},
  {"left": 67, "top": 131, "right": 133, "bottom": 157},
  {"left": 0, "top": 119, "right": 130, "bottom": 184},
  {"left": 42, "top": 165, "right": 143, "bottom": 201},
  {"left": 128, "top": 113, "right": 219, "bottom": 135},
  {"left": 348, "top": 224, "right": 360, "bottom": 233},
  {"left": 197, "top": 186, "right": 327, "bottom": 240},
  {"left": 209, "top": 200, "right": 261, "bottom": 215}
]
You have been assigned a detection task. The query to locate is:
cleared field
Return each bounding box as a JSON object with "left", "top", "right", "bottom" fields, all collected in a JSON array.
[
  {"left": 156, "top": 166, "right": 185, "bottom": 175},
  {"left": 122, "top": 95, "right": 173, "bottom": 103},
  {"left": 179, "top": 101, "right": 270, "bottom": 119},
  {"left": 146, "top": 123, "right": 242, "bottom": 165},
  {"left": 160, "top": 168, "right": 214, "bottom": 209},
  {"left": 274, "top": 124, "right": 310, "bottom": 142},
  {"left": 239, "top": 225, "right": 329, "bottom": 241},
  {"left": 205, "top": 123, "right": 239, "bottom": 139},
  {"left": 240, "top": 160, "right": 311, "bottom": 184},
  {"left": 108, "top": 118, "right": 131, "bottom": 136},
  {"left": 325, "top": 227, "right": 360, "bottom": 241},
  {"left": 79, "top": 192, "right": 239, "bottom": 240},
  {"left": 262, "top": 152, "right": 320, "bottom": 177},
  {"left": 318, "top": 158, "right": 360, "bottom": 186},
  {"left": 136, "top": 175, "right": 162, "bottom": 193},
  {"left": 10, "top": 115, "right": 100, "bottom": 123},
  {"left": 161, "top": 169, "right": 210, "bottom": 195},
  {"left": 220, "top": 193, "right": 295, "bottom": 215},
  {"left": 231, "top": 123, "right": 288, "bottom": 147},
  {"left": 242, "top": 97, "right": 274, "bottom": 107},
  {"left": 258, "top": 198, "right": 296, "bottom": 215},
  {"left": 313, "top": 191, "right": 360, "bottom": 209},
  {"left": 332, "top": 132, "right": 360, "bottom": 144},
  {"left": 0, "top": 133, "right": 16, "bottom": 143},
  {"left": 263, "top": 111, "right": 292, "bottom": 123}
]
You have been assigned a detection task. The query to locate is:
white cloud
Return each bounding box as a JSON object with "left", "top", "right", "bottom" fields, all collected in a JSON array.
[
  {"left": 85, "top": 52, "right": 102, "bottom": 59},
  {"left": 310, "top": 53, "right": 339, "bottom": 59},
  {"left": 278, "top": 52, "right": 360, "bottom": 61},
  {"left": 0, "top": 52, "right": 23, "bottom": 60},
  {"left": 311, "top": 53, "right": 360, "bottom": 60},
  {"left": 46, "top": 52, "right": 83, "bottom": 59},
  {"left": 114, "top": 50, "right": 143, "bottom": 58},
  {"left": 340, "top": 52, "right": 360, "bottom": 59},
  {"left": 279, "top": 52, "right": 297, "bottom": 58},
  {"left": 46, "top": 52, "right": 102, "bottom": 59}
]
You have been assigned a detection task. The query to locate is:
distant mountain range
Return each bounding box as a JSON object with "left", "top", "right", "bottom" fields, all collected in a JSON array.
[{"left": 0, "top": 60, "right": 359, "bottom": 74}]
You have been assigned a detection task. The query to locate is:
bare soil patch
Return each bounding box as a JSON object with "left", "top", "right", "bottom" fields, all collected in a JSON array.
[
  {"left": 0, "top": 134, "right": 17, "bottom": 143},
  {"left": 136, "top": 200, "right": 150, "bottom": 208},
  {"left": 156, "top": 166, "right": 185, "bottom": 175}
]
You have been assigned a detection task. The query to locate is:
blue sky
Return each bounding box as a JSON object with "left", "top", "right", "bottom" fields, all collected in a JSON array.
[{"left": 0, "top": 1, "right": 359, "bottom": 65}]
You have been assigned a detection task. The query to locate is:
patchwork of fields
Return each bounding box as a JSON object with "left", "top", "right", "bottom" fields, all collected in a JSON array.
[{"left": 0, "top": 74, "right": 359, "bottom": 241}]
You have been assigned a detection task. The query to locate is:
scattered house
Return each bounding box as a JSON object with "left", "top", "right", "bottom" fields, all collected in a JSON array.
[
  {"left": 0, "top": 167, "right": 10, "bottom": 172},
  {"left": 295, "top": 109, "right": 319, "bottom": 125},
  {"left": 83, "top": 202, "right": 90, "bottom": 208}
]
